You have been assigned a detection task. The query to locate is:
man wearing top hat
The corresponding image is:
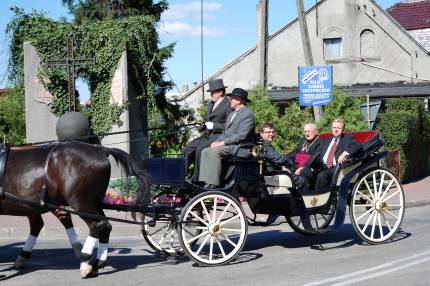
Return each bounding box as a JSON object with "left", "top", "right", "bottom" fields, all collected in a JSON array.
[
  {"left": 199, "top": 87, "right": 256, "bottom": 188},
  {"left": 183, "top": 78, "right": 233, "bottom": 182}
]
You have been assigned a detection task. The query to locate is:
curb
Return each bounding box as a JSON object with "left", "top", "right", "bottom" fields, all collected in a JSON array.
[{"left": 405, "top": 199, "right": 430, "bottom": 208}]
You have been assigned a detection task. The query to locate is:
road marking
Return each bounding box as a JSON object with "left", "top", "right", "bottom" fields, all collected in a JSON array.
[{"left": 304, "top": 249, "right": 430, "bottom": 286}]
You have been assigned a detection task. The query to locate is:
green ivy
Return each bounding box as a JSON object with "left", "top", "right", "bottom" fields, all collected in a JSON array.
[{"left": 6, "top": 7, "right": 174, "bottom": 136}]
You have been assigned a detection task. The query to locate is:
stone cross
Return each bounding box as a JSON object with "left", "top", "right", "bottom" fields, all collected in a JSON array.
[{"left": 44, "top": 33, "right": 95, "bottom": 112}]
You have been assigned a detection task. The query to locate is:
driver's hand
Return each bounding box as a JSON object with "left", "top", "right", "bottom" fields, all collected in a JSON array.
[
  {"left": 205, "top": 122, "right": 214, "bottom": 130},
  {"left": 338, "top": 151, "right": 349, "bottom": 164}
]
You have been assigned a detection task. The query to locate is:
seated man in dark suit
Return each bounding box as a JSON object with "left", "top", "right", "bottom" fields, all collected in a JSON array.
[
  {"left": 199, "top": 88, "right": 255, "bottom": 189},
  {"left": 258, "top": 122, "right": 294, "bottom": 173},
  {"left": 315, "top": 118, "right": 362, "bottom": 191},
  {"left": 291, "top": 123, "right": 324, "bottom": 190},
  {"left": 183, "top": 78, "right": 233, "bottom": 182}
]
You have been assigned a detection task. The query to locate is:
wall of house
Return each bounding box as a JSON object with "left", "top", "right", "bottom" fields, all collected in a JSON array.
[{"left": 408, "top": 28, "right": 430, "bottom": 52}]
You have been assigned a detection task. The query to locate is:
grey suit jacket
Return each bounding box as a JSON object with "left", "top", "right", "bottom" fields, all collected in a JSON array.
[{"left": 217, "top": 106, "right": 256, "bottom": 154}]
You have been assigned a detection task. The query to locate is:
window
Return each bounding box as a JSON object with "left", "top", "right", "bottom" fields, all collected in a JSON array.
[
  {"left": 360, "top": 29, "right": 376, "bottom": 58},
  {"left": 323, "top": 38, "right": 342, "bottom": 59}
]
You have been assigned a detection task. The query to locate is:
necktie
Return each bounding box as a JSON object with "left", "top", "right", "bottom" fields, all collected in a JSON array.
[{"left": 326, "top": 138, "right": 338, "bottom": 168}]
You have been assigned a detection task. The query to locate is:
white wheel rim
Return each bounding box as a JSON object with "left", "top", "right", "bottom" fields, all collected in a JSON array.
[
  {"left": 351, "top": 169, "right": 404, "bottom": 243},
  {"left": 143, "top": 214, "right": 182, "bottom": 253},
  {"left": 180, "top": 194, "right": 246, "bottom": 265}
]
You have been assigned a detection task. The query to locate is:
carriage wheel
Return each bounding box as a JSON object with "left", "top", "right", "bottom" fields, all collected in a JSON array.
[
  {"left": 178, "top": 191, "right": 248, "bottom": 266},
  {"left": 285, "top": 194, "right": 337, "bottom": 235},
  {"left": 350, "top": 168, "right": 405, "bottom": 244},
  {"left": 141, "top": 191, "right": 191, "bottom": 256}
]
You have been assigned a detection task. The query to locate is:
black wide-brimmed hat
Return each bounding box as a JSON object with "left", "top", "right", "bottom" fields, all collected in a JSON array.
[
  {"left": 207, "top": 78, "right": 227, "bottom": 92},
  {"left": 228, "top": 88, "right": 250, "bottom": 102}
]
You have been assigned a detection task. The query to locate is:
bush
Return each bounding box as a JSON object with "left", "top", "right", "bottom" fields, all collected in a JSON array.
[{"left": 376, "top": 98, "right": 430, "bottom": 182}]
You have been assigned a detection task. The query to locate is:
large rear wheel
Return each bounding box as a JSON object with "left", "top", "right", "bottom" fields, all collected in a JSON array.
[
  {"left": 350, "top": 168, "right": 405, "bottom": 244},
  {"left": 178, "top": 191, "right": 248, "bottom": 266}
]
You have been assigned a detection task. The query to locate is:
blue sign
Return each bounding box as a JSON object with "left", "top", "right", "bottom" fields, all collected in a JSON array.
[{"left": 299, "top": 65, "right": 332, "bottom": 106}]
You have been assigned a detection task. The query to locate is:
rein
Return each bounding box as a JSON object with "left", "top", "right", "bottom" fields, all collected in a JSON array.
[{"left": 1, "top": 190, "right": 174, "bottom": 226}]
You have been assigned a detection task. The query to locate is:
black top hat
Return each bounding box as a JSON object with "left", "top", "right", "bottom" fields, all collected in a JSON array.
[
  {"left": 228, "top": 88, "right": 250, "bottom": 103},
  {"left": 207, "top": 79, "right": 227, "bottom": 92}
]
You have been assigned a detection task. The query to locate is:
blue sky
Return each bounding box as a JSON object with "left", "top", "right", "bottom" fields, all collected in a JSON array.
[{"left": 0, "top": 0, "right": 400, "bottom": 100}]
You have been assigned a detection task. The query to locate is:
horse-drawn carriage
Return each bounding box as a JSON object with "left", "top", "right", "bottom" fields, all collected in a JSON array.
[
  {"left": 0, "top": 130, "right": 405, "bottom": 276},
  {"left": 140, "top": 130, "right": 405, "bottom": 266}
]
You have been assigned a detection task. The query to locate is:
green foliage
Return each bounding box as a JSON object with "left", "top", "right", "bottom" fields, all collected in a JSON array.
[
  {"left": 317, "top": 88, "right": 367, "bottom": 133},
  {"left": 6, "top": 4, "right": 177, "bottom": 138},
  {"left": 248, "top": 84, "right": 312, "bottom": 153},
  {"left": 376, "top": 99, "right": 430, "bottom": 182},
  {"left": 0, "top": 87, "right": 26, "bottom": 144}
]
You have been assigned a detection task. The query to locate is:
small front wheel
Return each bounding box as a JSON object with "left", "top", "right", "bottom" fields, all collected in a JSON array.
[
  {"left": 178, "top": 191, "right": 248, "bottom": 266},
  {"left": 350, "top": 168, "right": 405, "bottom": 244}
]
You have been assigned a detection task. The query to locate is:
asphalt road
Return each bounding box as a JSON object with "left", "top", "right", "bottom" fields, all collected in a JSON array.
[{"left": 1, "top": 205, "right": 429, "bottom": 286}]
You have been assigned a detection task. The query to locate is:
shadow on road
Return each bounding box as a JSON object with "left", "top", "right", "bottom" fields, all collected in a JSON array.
[{"left": 243, "top": 224, "right": 411, "bottom": 252}]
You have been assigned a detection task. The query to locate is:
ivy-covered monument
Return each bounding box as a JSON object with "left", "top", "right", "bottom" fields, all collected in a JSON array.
[{"left": 6, "top": 1, "right": 192, "bottom": 170}]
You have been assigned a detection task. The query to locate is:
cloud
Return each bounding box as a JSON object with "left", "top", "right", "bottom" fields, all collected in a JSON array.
[
  {"left": 160, "top": 1, "right": 224, "bottom": 37},
  {"left": 159, "top": 21, "right": 224, "bottom": 37},
  {"left": 162, "top": 1, "right": 222, "bottom": 21}
]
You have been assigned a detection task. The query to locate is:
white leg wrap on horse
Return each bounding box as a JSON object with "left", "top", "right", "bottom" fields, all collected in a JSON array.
[
  {"left": 22, "top": 235, "right": 37, "bottom": 252},
  {"left": 66, "top": 227, "right": 79, "bottom": 245},
  {"left": 97, "top": 243, "right": 108, "bottom": 261},
  {"left": 81, "top": 236, "right": 98, "bottom": 255}
]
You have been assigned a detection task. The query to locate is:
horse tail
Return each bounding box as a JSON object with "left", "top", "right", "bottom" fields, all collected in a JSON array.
[{"left": 102, "top": 147, "right": 151, "bottom": 207}]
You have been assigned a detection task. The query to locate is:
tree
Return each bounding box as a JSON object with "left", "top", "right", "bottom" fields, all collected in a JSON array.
[
  {"left": 0, "top": 87, "right": 26, "bottom": 144},
  {"left": 61, "top": 0, "right": 168, "bottom": 24}
]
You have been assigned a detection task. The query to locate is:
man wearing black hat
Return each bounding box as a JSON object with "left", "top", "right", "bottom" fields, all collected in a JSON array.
[
  {"left": 199, "top": 87, "right": 256, "bottom": 188},
  {"left": 183, "top": 78, "right": 233, "bottom": 182}
]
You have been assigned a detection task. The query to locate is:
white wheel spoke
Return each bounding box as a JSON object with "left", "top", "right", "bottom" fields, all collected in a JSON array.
[
  {"left": 201, "top": 201, "right": 212, "bottom": 223},
  {"left": 219, "top": 233, "right": 238, "bottom": 248},
  {"left": 196, "top": 226, "right": 208, "bottom": 230},
  {"left": 377, "top": 172, "right": 386, "bottom": 200},
  {"left": 380, "top": 212, "right": 392, "bottom": 232},
  {"left": 190, "top": 211, "right": 209, "bottom": 227},
  {"left": 363, "top": 180, "right": 375, "bottom": 201},
  {"left": 195, "top": 233, "right": 211, "bottom": 256},
  {"left": 361, "top": 210, "right": 375, "bottom": 233},
  {"left": 221, "top": 228, "right": 242, "bottom": 233},
  {"left": 380, "top": 178, "right": 395, "bottom": 201},
  {"left": 212, "top": 198, "right": 218, "bottom": 222},
  {"left": 220, "top": 214, "right": 240, "bottom": 226},
  {"left": 370, "top": 210, "right": 377, "bottom": 238},
  {"left": 216, "top": 238, "right": 226, "bottom": 258},
  {"left": 377, "top": 212, "right": 384, "bottom": 238},
  {"left": 186, "top": 230, "right": 209, "bottom": 244},
  {"left": 357, "top": 190, "right": 374, "bottom": 204},
  {"left": 355, "top": 206, "right": 375, "bottom": 222},
  {"left": 384, "top": 209, "right": 400, "bottom": 220},
  {"left": 216, "top": 202, "right": 232, "bottom": 224},
  {"left": 383, "top": 189, "right": 401, "bottom": 202},
  {"left": 148, "top": 224, "right": 168, "bottom": 236},
  {"left": 209, "top": 236, "right": 214, "bottom": 261},
  {"left": 372, "top": 173, "right": 378, "bottom": 201},
  {"left": 158, "top": 233, "right": 167, "bottom": 245}
]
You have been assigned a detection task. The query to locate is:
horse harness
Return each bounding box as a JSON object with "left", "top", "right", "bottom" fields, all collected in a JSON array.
[
  {"left": 0, "top": 143, "right": 61, "bottom": 206},
  {"left": 0, "top": 144, "right": 11, "bottom": 199}
]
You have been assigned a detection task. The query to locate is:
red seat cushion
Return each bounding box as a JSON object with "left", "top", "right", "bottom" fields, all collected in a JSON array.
[{"left": 320, "top": 131, "right": 377, "bottom": 145}]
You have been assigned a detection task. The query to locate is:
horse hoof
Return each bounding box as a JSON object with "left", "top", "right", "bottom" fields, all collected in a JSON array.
[
  {"left": 72, "top": 242, "right": 83, "bottom": 260},
  {"left": 14, "top": 256, "right": 27, "bottom": 269},
  {"left": 80, "top": 262, "right": 93, "bottom": 279}
]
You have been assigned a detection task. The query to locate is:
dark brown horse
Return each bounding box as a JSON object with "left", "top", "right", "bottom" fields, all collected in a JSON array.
[{"left": 0, "top": 142, "right": 149, "bottom": 278}]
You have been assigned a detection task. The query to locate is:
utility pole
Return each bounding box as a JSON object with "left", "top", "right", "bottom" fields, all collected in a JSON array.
[
  {"left": 257, "top": 0, "right": 268, "bottom": 87},
  {"left": 296, "top": 0, "right": 323, "bottom": 121}
]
